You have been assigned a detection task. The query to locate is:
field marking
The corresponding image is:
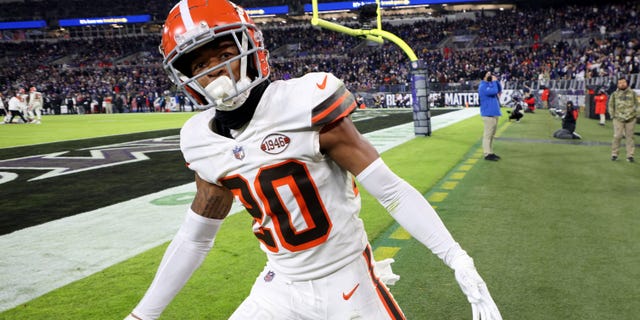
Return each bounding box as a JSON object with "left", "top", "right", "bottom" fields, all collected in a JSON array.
[
  {"left": 389, "top": 227, "right": 411, "bottom": 240},
  {"left": 0, "top": 108, "right": 480, "bottom": 312},
  {"left": 373, "top": 246, "right": 402, "bottom": 260},
  {"left": 450, "top": 172, "right": 466, "bottom": 180},
  {"left": 427, "top": 192, "right": 449, "bottom": 203},
  {"left": 441, "top": 181, "right": 459, "bottom": 190}
]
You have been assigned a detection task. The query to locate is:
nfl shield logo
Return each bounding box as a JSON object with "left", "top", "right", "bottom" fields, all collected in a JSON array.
[
  {"left": 232, "top": 146, "right": 245, "bottom": 160},
  {"left": 264, "top": 270, "right": 275, "bottom": 282}
]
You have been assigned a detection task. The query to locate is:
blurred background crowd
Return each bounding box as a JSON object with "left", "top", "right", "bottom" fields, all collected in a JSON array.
[{"left": 0, "top": 0, "right": 638, "bottom": 113}]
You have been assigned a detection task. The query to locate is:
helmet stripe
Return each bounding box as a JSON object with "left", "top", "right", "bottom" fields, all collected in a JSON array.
[{"left": 179, "top": 0, "right": 195, "bottom": 30}]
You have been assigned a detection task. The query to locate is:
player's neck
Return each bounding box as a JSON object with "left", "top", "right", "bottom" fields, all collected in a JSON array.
[{"left": 212, "top": 80, "right": 270, "bottom": 137}]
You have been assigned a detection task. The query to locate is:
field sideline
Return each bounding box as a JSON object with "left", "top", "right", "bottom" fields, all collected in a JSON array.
[{"left": 1, "top": 108, "right": 638, "bottom": 319}]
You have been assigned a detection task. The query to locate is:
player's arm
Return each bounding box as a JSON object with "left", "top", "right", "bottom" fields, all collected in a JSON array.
[
  {"left": 320, "top": 118, "right": 502, "bottom": 320},
  {"left": 320, "top": 117, "right": 468, "bottom": 263},
  {"left": 126, "top": 173, "right": 233, "bottom": 320},
  {"left": 190, "top": 172, "right": 234, "bottom": 219}
]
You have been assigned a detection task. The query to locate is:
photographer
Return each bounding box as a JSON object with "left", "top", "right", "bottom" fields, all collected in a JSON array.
[
  {"left": 478, "top": 71, "right": 502, "bottom": 161},
  {"left": 553, "top": 101, "right": 581, "bottom": 140}
]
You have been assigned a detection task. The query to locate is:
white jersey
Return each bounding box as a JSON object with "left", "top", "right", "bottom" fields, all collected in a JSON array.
[
  {"left": 181, "top": 72, "right": 365, "bottom": 281},
  {"left": 20, "top": 95, "right": 29, "bottom": 112},
  {"left": 29, "top": 91, "right": 43, "bottom": 108},
  {"left": 8, "top": 96, "right": 26, "bottom": 111}
]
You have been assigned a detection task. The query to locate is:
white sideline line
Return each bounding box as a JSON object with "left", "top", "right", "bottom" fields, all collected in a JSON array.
[{"left": 0, "top": 108, "right": 479, "bottom": 312}]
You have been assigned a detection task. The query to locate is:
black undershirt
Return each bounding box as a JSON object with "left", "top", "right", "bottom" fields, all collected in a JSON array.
[{"left": 212, "top": 80, "right": 270, "bottom": 138}]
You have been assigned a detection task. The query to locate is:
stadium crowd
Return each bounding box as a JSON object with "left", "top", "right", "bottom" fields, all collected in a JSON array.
[
  {"left": 0, "top": 2, "right": 638, "bottom": 115},
  {"left": 0, "top": 0, "right": 301, "bottom": 22}
]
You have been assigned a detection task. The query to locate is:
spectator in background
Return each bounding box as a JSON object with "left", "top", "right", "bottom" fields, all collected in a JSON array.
[
  {"left": 177, "top": 93, "right": 186, "bottom": 112},
  {"left": 162, "top": 91, "right": 172, "bottom": 112},
  {"left": 608, "top": 78, "right": 638, "bottom": 162},
  {"left": 478, "top": 70, "right": 502, "bottom": 161},
  {"left": 65, "top": 94, "right": 76, "bottom": 114},
  {"left": 594, "top": 88, "right": 608, "bottom": 126},
  {"left": 95, "top": 94, "right": 104, "bottom": 113},
  {"left": 541, "top": 86, "right": 550, "bottom": 109},
  {"left": 103, "top": 93, "right": 114, "bottom": 113},
  {"left": 114, "top": 94, "right": 124, "bottom": 113},
  {"left": 50, "top": 93, "right": 62, "bottom": 115},
  {"left": 1, "top": 3, "right": 639, "bottom": 110},
  {"left": 522, "top": 84, "right": 532, "bottom": 97},
  {"left": 524, "top": 93, "right": 536, "bottom": 113},
  {"left": 80, "top": 94, "right": 91, "bottom": 114},
  {"left": 135, "top": 92, "right": 146, "bottom": 112}
]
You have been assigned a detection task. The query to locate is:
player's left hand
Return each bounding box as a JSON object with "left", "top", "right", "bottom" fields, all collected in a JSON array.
[
  {"left": 452, "top": 256, "right": 502, "bottom": 320},
  {"left": 373, "top": 258, "right": 400, "bottom": 286}
]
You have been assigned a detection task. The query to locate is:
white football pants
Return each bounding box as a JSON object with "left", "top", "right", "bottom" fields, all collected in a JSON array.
[{"left": 229, "top": 246, "right": 405, "bottom": 320}]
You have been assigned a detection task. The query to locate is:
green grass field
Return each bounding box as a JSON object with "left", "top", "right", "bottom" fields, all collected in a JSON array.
[
  {"left": 0, "top": 113, "right": 195, "bottom": 149},
  {"left": 1, "top": 109, "right": 638, "bottom": 319}
]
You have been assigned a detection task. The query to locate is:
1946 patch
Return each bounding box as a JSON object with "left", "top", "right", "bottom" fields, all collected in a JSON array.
[{"left": 260, "top": 134, "right": 290, "bottom": 155}]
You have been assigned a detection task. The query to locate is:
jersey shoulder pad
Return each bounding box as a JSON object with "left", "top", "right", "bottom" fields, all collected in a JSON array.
[
  {"left": 179, "top": 108, "right": 216, "bottom": 162},
  {"left": 305, "top": 72, "right": 357, "bottom": 127},
  {"left": 275, "top": 72, "right": 356, "bottom": 127}
]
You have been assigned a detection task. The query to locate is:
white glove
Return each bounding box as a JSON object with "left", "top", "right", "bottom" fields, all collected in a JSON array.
[
  {"left": 451, "top": 255, "right": 502, "bottom": 320},
  {"left": 373, "top": 258, "right": 400, "bottom": 286}
]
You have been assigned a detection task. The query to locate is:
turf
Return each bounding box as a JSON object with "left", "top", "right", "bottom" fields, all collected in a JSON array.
[
  {"left": 387, "top": 111, "right": 640, "bottom": 319},
  {"left": 0, "top": 109, "right": 434, "bottom": 235},
  {"left": 0, "top": 113, "right": 194, "bottom": 149},
  {"left": 1, "top": 109, "right": 639, "bottom": 319}
]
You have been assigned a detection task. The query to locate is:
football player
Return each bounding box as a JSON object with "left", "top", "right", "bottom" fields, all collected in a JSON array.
[
  {"left": 0, "top": 93, "right": 7, "bottom": 121},
  {"left": 125, "top": 1, "right": 502, "bottom": 319},
  {"left": 5, "top": 89, "right": 29, "bottom": 124},
  {"left": 28, "top": 86, "right": 44, "bottom": 124}
]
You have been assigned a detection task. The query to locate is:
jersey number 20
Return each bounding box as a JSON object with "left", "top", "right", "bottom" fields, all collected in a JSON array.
[{"left": 220, "top": 160, "right": 332, "bottom": 253}]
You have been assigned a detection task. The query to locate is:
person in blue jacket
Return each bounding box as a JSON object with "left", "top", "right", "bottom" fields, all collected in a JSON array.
[{"left": 478, "top": 71, "right": 502, "bottom": 161}]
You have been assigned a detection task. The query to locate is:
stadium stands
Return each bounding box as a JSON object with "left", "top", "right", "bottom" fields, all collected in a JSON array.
[{"left": 0, "top": 2, "right": 637, "bottom": 112}]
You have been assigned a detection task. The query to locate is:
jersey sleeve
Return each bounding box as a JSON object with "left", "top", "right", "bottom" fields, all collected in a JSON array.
[
  {"left": 307, "top": 73, "right": 357, "bottom": 127},
  {"left": 179, "top": 108, "right": 224, "bottom": 184}
]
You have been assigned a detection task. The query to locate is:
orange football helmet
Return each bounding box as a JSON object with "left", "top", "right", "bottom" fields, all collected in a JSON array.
[{"left": 160, "top": 0, "right": 270, "bottom": 111}]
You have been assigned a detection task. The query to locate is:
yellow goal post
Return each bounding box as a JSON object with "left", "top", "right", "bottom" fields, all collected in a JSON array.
[{"left": 310, "top": 0, "right": 432, "bottom": 135}]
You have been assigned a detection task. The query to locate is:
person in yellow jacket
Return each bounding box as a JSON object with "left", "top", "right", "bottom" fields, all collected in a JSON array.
[{"left": 608, "top": 78, "right": 638, "bottom": 162}]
